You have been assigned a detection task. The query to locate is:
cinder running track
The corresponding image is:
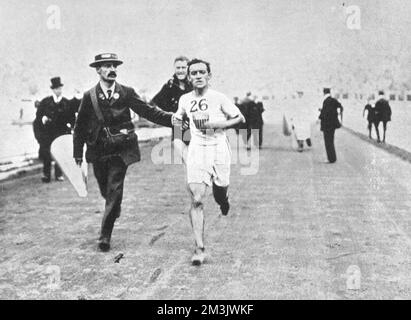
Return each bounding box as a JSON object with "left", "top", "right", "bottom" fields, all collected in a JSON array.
[{"left": 1, "top": 105, "right": 411, "bottom": 300}]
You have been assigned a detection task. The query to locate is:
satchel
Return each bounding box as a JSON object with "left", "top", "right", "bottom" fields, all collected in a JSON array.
[
  {"left": 101, "top": 127, "right": 136, "bottom": 151},
  {"left": 89, "top": 86, "right": 136, "bottom": 152}
]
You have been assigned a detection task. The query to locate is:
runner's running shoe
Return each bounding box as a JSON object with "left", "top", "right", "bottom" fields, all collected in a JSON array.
[
  {"left": 191, "top": 247, "right": 206, "bottom": 266},
  {"left": 220, "top": 200, "right": 230, "bottom": 216}
]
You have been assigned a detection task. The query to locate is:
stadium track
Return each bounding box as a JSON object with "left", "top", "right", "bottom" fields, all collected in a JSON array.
[{"left": 1, "top": 105, "right": 411, "bottom": 299}]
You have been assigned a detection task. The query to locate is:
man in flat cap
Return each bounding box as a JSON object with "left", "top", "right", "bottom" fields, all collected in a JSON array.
[
  {"left": 319, "top": 87, "right": 343, "bottom": 163},
  {"left": 73, "top": 53, "right": 175, "bottom": 252},
  {"left": 34, "top": 77, "right": 75, "bottom": 182}
]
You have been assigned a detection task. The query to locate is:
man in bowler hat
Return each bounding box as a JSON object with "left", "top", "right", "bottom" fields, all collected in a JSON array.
[
  {"left": 34, "top": 77, "right": 75, "bottom": 182},
  {"left": 73, "top": 53, "right": 176, "bottom": 252},
  {"left": 319, "top": 87, "right": 343, "bottom": 163}
]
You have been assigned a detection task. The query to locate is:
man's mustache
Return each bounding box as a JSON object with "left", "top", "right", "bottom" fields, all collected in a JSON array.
[{"left": 108, "top": 71, "right": 117, "bottom": 77}]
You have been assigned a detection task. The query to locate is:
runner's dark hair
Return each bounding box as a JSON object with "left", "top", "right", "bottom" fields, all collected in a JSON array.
[{"left": 188, "top": 58, "right": 211, "bottom": 74}]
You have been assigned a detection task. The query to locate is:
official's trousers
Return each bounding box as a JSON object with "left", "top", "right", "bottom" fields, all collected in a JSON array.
[
  {"left": 93, "top": 156, "right": 128, "bottom": 241},
  {"left": 323, "top": 129, "right": 336, "bottom": 163}
]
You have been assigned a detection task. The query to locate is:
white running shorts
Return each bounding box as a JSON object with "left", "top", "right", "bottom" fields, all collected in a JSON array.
[{"left": 186, "top": 139, "right": 231, "bottom": 187}]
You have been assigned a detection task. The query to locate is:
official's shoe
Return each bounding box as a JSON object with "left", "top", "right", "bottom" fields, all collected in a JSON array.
[
  {"left": 98, "top": 238, "right": 111, "bottom": 252},
  {"left": 191, "top": 247, "right": 206, "bottom": 266},
  {"left": 220, "top": 200, "right": 230, "bottom": 216},
  {"left": 55, "top": 176, "right": 65, "bottom": 181},
  {"left": 306, "top": 138, "right": 312, "bottom": 147},
  {"left": 41, "top": 176, "right": 51, "bottom": 183}
]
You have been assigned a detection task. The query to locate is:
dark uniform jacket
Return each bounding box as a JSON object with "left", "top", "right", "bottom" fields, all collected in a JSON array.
[
  {"left": 319, "top": 96, "right": 343, "bottom": 131},
  {"left": 33, "top": 96, "right": 75, "bottom": 145},
  {"left": 151, "top": 75, "right": 192, "bottom": 112},
  {"left": 73, "top": 82, "right": 173, "bottom": 165},
  {"left": 374, "top": 98, "right": 392, "bottom": 122}
]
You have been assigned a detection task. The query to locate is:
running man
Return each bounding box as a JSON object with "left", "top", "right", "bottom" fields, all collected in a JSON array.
[{"left": 172, "top": 58, "right": 245, "bottom": 265}]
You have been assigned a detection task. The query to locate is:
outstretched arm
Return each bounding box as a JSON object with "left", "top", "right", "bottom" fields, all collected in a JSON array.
[
  {"left": 129, "top": 88, "right": 173, "bottom": 127},
  {"left": 172, "top": 97, "right": 187, "bottom": 126}
]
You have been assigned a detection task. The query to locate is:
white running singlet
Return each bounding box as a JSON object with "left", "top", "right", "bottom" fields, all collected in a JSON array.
[
  {"left": 176, "top": 89, "right": 242, "bottom": 146},
  {"left": 175, "top": 89, "right": 242, "bottom": 186}
]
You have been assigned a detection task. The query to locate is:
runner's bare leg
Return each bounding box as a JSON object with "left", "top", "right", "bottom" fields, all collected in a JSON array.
[{"left": 188, "top": 182, "right": 208, "bottom": 249}]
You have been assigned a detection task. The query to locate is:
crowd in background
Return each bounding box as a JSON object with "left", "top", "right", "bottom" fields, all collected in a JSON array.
[{"left": 234, "top": 92, "right": 265, "bottom": 150}]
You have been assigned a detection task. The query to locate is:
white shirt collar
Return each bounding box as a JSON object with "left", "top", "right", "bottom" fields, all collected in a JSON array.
[
  {"left": 324, "top": 93, "right": 331, "bottom": 100},
  {"left": 100, "top": 81, "right": 116, "bottom": 99},
  {"left": 52, "top": 93, "right": 63, "bottom": 103}
]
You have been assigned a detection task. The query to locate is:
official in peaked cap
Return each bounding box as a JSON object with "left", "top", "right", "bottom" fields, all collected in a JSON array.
[
  {"left": 74, "top": 53, "right": 175, "bottom": 252},
  {"left": 89, "top": 53, "right": 123, "bottom": 68}
]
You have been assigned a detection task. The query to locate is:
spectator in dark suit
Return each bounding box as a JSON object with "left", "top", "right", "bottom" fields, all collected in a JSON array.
[
  {"left": 374, "top": 91, "right": 392, "bottom": 143},
  {"left": 249, "top": 95, "right": 265, "bottom": 148},
  {"left": 73, "top": 53, "right": 175, "bottom": 252},
  {"left": 240, "top": 92, "right": 254, "bottom": 149},
  {"left": 363, "top": 97, "right": 375, "bottom": 139},
  {"left": 319, "top": 88, "right": 343, "bottom": 163},
  {"left": 151, "top": 56, "right": 192, "bottom": 163},
  {"left": 233, "top": 96, "right": 245, "bottom": 137},
  {"left": 34, "top": 77, "right": 76, "bottom": 182},
  {"left": 240, "top": 93, "right": 264, "bottom": 149},
  {"left": 235, "top": 96, "right": 248, "bottom": 139}
]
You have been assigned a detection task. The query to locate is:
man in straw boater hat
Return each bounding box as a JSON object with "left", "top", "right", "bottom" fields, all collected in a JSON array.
[
  {"left": 34, "top": 76, "right": 76, "bottom": 182},
  {"left": 73, "top": 53, "right": 177, "bottom": 252}
]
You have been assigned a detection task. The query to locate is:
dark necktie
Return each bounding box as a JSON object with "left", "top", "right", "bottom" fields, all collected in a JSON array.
[{"left": 107, "top": 89, "right": 112, "bottom": 100}]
